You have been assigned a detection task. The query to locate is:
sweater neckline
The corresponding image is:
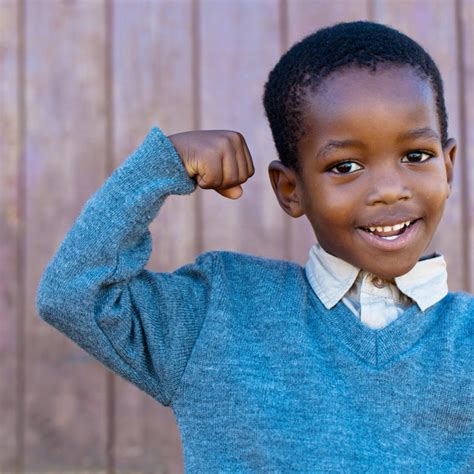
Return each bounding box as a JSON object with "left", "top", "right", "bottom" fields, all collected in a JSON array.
[{"left": 307, "top": 286, "right": 443, "bottom": 368}]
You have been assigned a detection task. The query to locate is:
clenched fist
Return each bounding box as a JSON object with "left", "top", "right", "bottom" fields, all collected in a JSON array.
[{"left": 168, "top": 130, "right": 255, "bottom": 199}]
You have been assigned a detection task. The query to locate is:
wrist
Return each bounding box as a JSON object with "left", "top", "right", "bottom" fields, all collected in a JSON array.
[{"left": 167, "top": 134, "right": 194, "bottom": 177}]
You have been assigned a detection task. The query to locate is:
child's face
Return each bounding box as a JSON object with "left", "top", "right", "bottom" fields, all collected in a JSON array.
[{"left": 269, "top": 65, "right": 456, "bottom": 279}]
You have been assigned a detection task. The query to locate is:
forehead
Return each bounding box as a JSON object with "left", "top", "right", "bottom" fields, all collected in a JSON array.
[{"left": 300, "top": 65, "right": 439, "bottom": 144}]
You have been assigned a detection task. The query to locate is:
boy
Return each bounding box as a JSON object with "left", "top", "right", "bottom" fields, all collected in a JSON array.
[{"left": 37, "top": 21, "right": 473, "bottom": 471}]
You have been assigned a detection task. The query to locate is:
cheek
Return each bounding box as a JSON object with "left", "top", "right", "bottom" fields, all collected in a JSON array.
[
  {"left": 305, "top": 186, "right": 355, "bottom": 233},
  {"left": 419, "top": 174, "right": 450, "bottom": 213}
]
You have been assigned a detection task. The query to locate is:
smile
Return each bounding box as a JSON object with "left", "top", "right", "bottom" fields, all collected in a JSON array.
[
  {"left": 362, "top": 220, "right": 416, "bottom": 240},
  {"left": 357, "top": 218, "right": 422, "bottom": 250}
]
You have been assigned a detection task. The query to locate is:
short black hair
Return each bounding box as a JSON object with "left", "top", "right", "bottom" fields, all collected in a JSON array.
[{"left": 262, "top": 21, "right": 448, "bottom": 172}]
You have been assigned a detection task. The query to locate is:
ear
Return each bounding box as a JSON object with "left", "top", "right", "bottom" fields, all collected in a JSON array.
[
  {"left": 268, "top": 160, "right": 305, "bottom": 218},
  {"left": 443, "top": 138, "right": 456, "bottom": 195}
]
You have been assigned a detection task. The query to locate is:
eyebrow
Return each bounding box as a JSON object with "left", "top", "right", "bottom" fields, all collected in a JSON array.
[
  {"left": 316, "top": 127, "right": 441, "bottom": 161},
  {"left": 397, "top": 127, "right": 440, "bottom": 142},
  {"left": 316, "top": 139, "right": 365, "bottom": 161}
]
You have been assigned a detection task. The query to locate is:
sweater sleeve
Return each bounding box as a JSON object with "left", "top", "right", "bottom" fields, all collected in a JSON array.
[{"left": 36, "top": 126, "right": 215, "bottom": 406}]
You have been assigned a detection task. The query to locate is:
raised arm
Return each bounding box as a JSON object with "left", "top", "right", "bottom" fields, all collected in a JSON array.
[{"left": 36, "top": 125, "right": 254, "bottom": 406}]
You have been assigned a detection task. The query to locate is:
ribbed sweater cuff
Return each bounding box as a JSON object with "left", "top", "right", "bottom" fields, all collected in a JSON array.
[{"left": 111, "top": 125, "right": 197, "bottom": 197}]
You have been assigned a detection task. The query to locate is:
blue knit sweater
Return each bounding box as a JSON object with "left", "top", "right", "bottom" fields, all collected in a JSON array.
[{"left": 37, "top": 126, "right": 474, "bottom": 472}]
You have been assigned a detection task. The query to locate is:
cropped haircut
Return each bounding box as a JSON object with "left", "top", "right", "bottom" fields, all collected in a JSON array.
[{"left": 262, "top": 21, "right": 448, "bottom": 173}]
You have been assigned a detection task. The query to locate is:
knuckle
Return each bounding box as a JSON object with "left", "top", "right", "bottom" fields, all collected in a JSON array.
[
  {"left": 227, "top": 131, "right": 245, "bottom": 150},
  {"left": 217, "top": 134, "right": 234, "bottom": 151},
  {"left": 234, "top": 132, "right": 246, "bottom": 150},
  {"left": 232, "top": 130, "right": 244, "bottom": 142}
]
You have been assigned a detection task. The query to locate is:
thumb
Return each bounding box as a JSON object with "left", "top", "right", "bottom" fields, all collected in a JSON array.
[{"left": 216, "top": 185, "right": 243, "bottom": 199}]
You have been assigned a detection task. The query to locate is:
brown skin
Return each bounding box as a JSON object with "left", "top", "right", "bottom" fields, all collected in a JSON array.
[
  {"left": 168, "top": 66, "right": 456, "bottom": 280},
  {"left": 268, "top": 66, "right": 456, "bottom": 280},
  {"left": 168, "top": 130, "right": 255, "bottom": 199}
]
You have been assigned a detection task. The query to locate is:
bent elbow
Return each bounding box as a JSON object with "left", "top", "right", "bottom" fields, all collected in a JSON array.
[
  {"left": 36, "top": 278, "right": 61, "bottom": 324},
  {"left": 35, "top": 267, "right": 71, "bottom": 326}
]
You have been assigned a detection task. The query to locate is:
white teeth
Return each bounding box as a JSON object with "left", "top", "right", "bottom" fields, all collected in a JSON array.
[
  {"left": 381, "top": 235, "right": 400, "bottom": 241},
  {"left": 367, "top": 220, "right": 411, "bottom": 233}
]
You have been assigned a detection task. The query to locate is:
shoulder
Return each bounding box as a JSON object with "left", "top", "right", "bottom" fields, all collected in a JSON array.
[
  {"left": 198, "top": 249, "right": 305, "bottom": 284},
  {"left": 437, "top": 292, "right": 474, "bottom": 336},
  {"left": 442, "top": 291, "right": 474, "bottom": 312},
  {"left": 204, "top": 248, "right": 302, "bottom": 269}
]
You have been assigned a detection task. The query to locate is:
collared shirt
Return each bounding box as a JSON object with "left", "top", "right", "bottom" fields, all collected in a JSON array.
[{"left": 305, "top": 244, "right": 448, "bottom": 330}]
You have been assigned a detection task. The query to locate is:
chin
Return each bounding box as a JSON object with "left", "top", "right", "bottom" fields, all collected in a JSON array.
[{"left": 370, "top": 261, "right": 418, "bottom": 280}]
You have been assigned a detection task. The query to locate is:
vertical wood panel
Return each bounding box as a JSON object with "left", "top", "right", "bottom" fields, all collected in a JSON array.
[
  {"left": 25, "top": 1, "right": 108, "bottom": 469},
  {"left": 199, "top": 0, "right": 285, "bottom": 259},
  {"left": 112, "top": 0, "right": 195, "bottom": 472},
  {"left": 288, "top": 0, "right": 369, "bottom": 42},
  {"left": 286, "top": 0, "right": 370, "bottom": 264},
  {"left": 460, "top": 0, "right": 474, "bottom": 293},
  {"left": 0, "top": 0, "right": 471, "bottom": 469},
  {"left": 373, "top": 0, "right": 464, "bottom": 290},
  {"left": 0, "top": 1, "right": 20, "bottom": 470}
]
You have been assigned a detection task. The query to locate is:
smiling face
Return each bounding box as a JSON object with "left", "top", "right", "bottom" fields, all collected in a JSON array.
[{"left": 269, "top": 65, "right": 456, "bottom": 279}]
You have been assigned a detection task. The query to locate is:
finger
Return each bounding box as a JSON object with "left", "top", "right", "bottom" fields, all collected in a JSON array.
[
  {"left": 230, "top": 134, "right": 250, "bottom": 182},
  {"left": 216, "top": 185, "right": 243, "bottom": 200},
  {"left": 240, "top": 135, "right": 255, "bottom": 177},
  {"left": 220, "top": 145, "right": 241, "bottom": 188},
  {"left": 196, "top": 155, "right": 224, "bottom": 189}
]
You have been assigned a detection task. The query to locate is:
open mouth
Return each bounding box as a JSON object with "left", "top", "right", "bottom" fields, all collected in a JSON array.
[{"left": 360, "top": 219, "right": 419, "bottom": 241}]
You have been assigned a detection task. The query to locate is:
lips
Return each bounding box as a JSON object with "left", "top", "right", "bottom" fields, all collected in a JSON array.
[
  {"left": 361, "top": 219, "right": 419, "bottom": 238},
  {"left": 357, "top": 218, "right": 422, "bottom": 250}
]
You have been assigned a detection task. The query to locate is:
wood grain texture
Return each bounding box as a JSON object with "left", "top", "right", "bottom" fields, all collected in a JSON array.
[
  {"left": 24, "top": 1, "right": 108, "bottom": 469},
  {"left": 199, "top": 0, "right": 286, "bottom": 259},
  {"left": 0, "top": 0, "right": 472, "bottom": 469},
  {"left": 112, "top": 1, "right": 195, "bottom": 472},
  {"left": 286, "top": 0, "right": 370, "bottom": 264},
  {"left": 373, "top": 0, "right": 464, "bottom": 291},
  {"left": 0, "top": 1, "right": 20, "bottom": 470}
]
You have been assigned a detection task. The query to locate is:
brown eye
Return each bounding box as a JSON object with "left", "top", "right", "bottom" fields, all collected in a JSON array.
[
  {"left": 402, "top": 151, "right": 433, "bottom": 163},
  {"left": 330, "top": 161, "right": 363, "bottom": 174}
]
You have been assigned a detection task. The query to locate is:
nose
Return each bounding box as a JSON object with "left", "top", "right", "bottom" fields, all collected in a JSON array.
[{"left": 365, "top": 168, "right": 412, "bottom": 206}]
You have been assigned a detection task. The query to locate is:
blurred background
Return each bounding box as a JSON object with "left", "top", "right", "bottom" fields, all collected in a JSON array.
[{"left": 1, "top": 0, "right": 473, "bottom": 472}]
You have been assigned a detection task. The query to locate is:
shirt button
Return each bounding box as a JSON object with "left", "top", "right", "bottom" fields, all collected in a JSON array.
[{"left": 372, "top": 276, "right": 385, "bottom": 288}]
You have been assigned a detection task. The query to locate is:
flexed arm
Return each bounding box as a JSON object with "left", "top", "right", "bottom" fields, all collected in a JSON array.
[{"left": 36, "top": 126, "right": 254, "bottom": 406}]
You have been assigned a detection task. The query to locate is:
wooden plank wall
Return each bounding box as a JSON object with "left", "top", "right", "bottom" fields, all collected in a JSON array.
[{"left": 0, "top": 0, "right": 472, "bottom": 472}]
